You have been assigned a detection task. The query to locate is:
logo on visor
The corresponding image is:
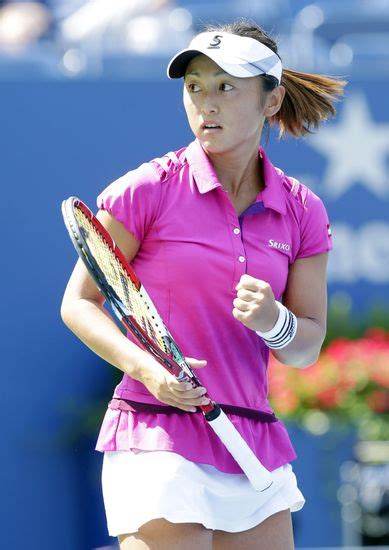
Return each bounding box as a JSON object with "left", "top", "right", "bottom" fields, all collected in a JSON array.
[{"left": 207, "top": 35, "right": 223, "bottom": 49}]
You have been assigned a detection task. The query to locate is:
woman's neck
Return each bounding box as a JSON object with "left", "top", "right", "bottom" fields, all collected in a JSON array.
[{"left": 205, "top": 142, "right": 265, "bottom": 198}]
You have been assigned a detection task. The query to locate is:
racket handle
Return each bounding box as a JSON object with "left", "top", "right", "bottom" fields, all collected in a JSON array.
[{"left": 206, "top": 407, "right": 273, "bottom": 492}]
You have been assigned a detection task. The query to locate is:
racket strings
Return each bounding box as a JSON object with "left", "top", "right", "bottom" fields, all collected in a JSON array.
[
  {"left": 74, "top": 208, "right": 167, "bottom": 352},
  {"left": 116, "top": 268, "right": 159, "bottom": 345}
]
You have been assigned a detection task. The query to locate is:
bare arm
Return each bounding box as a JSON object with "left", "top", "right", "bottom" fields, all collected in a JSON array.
[
  {"left": 272, "top": 252, "right": 329, "bottom": 368},
  {"left": 233, "top": 252, "right": 329, "bottom": 369},
  {"left": 60, "top": 209, "right": 209, "bottom": 410}
]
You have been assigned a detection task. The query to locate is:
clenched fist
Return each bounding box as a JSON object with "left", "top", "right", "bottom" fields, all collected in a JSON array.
[{"left": 232, "top": 274, "right": 279, "bottom": 333}]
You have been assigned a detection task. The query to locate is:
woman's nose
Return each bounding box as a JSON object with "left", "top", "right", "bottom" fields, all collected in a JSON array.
[
  {"left": 202, "top": 103, "right": 218, "bottom": 114},
  {"left": 201, "top": 94, "right": 219, "bottom": 114}
]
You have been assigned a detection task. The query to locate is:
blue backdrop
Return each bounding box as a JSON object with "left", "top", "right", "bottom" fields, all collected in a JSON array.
[{"left": 1, "top": 78, "right": 388, "bottom": 549}]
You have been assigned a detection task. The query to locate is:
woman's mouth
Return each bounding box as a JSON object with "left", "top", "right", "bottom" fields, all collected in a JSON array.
[{"left": 201, "top": 122, "right": 222, "bottom": 133}]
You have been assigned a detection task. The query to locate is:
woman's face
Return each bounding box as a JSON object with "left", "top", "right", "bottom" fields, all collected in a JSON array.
[{"left": 183, "top": 54, "right": 270, "bottom": 155}]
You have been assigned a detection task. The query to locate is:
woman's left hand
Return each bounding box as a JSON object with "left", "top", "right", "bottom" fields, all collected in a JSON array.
[{"left": 232, "top": 274, "right": 279, "bottom": 333}]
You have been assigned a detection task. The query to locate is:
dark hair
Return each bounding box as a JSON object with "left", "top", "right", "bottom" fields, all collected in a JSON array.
[{"left": 204, "top": 19, "right": 347, "bottom": 138}]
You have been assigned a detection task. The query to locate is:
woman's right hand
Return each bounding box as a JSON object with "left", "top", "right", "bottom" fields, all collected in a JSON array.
[{"left": 135, "top": 356, "right": 210, "bottom": 412}]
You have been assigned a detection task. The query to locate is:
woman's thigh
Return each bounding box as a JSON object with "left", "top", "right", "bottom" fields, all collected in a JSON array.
[
  {"left": 118, "top": 518, "right": 213, "bottom": 550},
  {"left": 212, "top": 509, "right": 294, "bottom": 550}
]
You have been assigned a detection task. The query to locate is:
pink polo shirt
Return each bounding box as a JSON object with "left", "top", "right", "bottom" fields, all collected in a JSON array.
[{"left": 95, "top": 138, "right": 333, "bottom": 473}]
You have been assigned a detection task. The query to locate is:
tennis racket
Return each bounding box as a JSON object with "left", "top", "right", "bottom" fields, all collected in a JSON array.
[{"left": 61, "top": 196, "right": 273, "bottom": 491}]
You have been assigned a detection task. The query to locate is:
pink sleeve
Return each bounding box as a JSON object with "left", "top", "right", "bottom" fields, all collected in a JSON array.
[
  {"left": 295, "top": 188, "right": 333, "bottom": 260},
  {"left": 96, "top": 162, "right": 161, "bottom": 243}
]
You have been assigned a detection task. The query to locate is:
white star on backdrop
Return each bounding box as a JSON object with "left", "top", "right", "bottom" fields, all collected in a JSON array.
[{"left": 306, "top": 92, "right": 389, "bottom": 199}]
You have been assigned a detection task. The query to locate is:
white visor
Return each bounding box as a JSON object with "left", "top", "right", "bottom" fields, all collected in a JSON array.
[{"left": 167, "top": 31, "right": 282, "bottom": 84}]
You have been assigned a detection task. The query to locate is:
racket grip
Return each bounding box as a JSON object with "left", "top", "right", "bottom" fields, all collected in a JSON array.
[{"left": 206, "top": 407, "right": 273, "bottom": 492}]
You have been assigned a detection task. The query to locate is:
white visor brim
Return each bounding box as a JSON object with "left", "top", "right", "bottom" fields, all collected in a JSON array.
[{"left": 167, "top": 32, "right": 282, "bottom": 84}]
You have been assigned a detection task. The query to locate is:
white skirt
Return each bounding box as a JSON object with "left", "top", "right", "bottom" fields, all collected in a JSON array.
[{"left": 101, "top": 449, "right": 305, "bottom": 537}]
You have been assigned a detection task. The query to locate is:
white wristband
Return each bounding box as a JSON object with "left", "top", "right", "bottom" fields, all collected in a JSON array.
[{"left": 256, "top": 301, "right": 297, "bottom": 349}]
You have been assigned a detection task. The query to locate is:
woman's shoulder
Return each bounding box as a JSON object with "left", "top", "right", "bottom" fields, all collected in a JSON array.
[
  {"left": 99, "top": 145, "right": 189, "bottom": 201},
  {"left": 262, "top": 149, "right": 327, "bottom": 214},
  {"left": 115, "top": 145, "right": 190, "bottom": 189},
  {"left": 149, "top": 145, "right": 189, "bottom": 183},
  {"left": 278, "top": 169, "right": 326, "bottom": 213}
]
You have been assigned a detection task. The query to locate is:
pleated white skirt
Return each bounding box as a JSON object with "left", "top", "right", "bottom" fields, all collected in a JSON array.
[{"left": 101, "top": 449, "right": 305, "bottom": 537}]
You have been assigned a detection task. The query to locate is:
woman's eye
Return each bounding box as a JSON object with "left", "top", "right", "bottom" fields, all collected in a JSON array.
[
  {"left": 220, "top": 83, "right": 234, "bottom": 91},
  {"left": 188, "top": 83, "right": 201, "bottom": 92}
]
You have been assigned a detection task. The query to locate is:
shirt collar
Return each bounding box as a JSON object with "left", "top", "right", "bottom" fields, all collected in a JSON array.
[{"left": 185, "top": 139, "right": 287, "bottom": 216}]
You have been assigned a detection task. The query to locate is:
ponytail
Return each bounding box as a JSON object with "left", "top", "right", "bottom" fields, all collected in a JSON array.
[{"left": 273, "top": 68, "right": 347, "bottom": 138}]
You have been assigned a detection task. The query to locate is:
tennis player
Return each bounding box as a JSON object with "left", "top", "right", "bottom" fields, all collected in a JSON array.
[{"left": 61, "top": 19, "right": 345, "bottom": 550}]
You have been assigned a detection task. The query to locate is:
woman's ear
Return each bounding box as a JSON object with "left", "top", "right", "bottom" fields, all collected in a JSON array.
[{"left": 264, "top": 85, "right": 285, "bottom": 117}]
